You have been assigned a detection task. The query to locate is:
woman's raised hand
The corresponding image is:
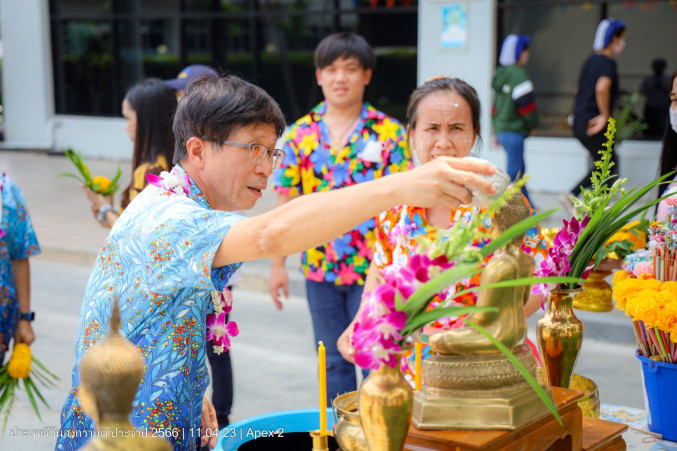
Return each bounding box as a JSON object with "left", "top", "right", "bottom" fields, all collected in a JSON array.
[{"left": 396, "top": 156, "right": 496, "bottom": 209}]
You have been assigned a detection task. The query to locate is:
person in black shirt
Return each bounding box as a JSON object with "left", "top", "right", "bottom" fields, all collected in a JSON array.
[
  {"left": 569, "top": 18, "right": 626, "bottom": 201},
  {"left": 640, "top": 58, "right": 670, "bottom": 139}
]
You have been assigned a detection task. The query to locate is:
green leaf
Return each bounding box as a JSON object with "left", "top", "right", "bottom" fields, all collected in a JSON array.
[
  {"left": 480, "top": 209, "right": 556, "bottom": 258},
  {"left": 464, "top": 319, "right": 563, "bottom": 425},
  {"left": 401, "top": 306, "right": 496, "bottom": 337},
  {"left": 452, "top": 276, "right": 582, "bottom": 299},
  {"left": 25, "top": 377, "right": 50, "bottom": 408},
  {"left": 401, "top": 263, "right": 482, "bottom": 318},
  {"left": 22, "top": 379, "right": 42, "bottom": 420},
  {"left": 32, "top": 357, "right": 60, "bottom": 380},
  {"left": 57, "top": 172, "right": 86, "bottom": 184}
]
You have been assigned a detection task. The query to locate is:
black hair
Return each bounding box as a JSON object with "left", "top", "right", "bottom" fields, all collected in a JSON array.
[
  {"left": 124, "top": 78, "right": 177, "bottom": 170},
  {"left": 314, "top": 32, "right": 375, "bottom": 70},
  {"left": 173, "top": 75, "right": 286, "bottom": 164},
  {"left": 652, "top": 58, "right": 667, "bottom": 76},
  {"left": 406, "top": 77, "right": 481, "bottom": 138},
  {"left": 658, "top": 71, "right": 677, "bottom": 183}
]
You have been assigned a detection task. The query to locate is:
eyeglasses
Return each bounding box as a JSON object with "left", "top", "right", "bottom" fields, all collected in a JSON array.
[{"left": 203, "top": 138, "right": 285, "bottom": 169}]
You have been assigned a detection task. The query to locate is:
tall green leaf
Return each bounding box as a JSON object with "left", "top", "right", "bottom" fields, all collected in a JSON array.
[{"left": 464, "top": 319, "right": 563, "bottom": 425}]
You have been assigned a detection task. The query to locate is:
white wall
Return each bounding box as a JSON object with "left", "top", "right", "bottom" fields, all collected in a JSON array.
[
  {"left": 418, "top": 0, "right": 662, "bottom": 193},
  {"left": 52, "top": 116, "right": 132, "bottom": 160},
  {"left": 0, "top": 0, "right": 53, "bottom": 148},
  {"left": 418, "top": 0, "right": 496, "bottom": 161}
]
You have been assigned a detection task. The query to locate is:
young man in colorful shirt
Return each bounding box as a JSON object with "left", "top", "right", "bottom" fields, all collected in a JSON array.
[{"left": 269, "top": 32, "right": 412, "bottom": 402}]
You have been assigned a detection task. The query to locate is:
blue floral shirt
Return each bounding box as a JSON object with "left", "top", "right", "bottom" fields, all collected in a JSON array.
[
  {"left": 57, "top": 166, "right": 243, "bottom": 451},
  {"left": 0, "top": 174, "right": 41, "bottom": 363}
]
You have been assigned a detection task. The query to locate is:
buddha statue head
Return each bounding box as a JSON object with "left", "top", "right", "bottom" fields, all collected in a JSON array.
[
  {"left": 492, "top": 192, "right": 531, "bottom": 247},
  {"left": 78, "top": 298, "right": 145, "bottom": 424}
]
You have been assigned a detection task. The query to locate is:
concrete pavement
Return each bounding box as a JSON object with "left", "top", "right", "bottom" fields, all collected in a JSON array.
[{"left": 0, "top": 149, "right": 650, "bottom": 450}]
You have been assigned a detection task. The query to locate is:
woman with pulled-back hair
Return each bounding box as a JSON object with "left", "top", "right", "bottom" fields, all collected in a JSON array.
[
  {"left": 82, "top": 78, "right": 176, "bottom": 227},
  {"left": 338, "top": 76, "right": 548, "bottom": 367}
]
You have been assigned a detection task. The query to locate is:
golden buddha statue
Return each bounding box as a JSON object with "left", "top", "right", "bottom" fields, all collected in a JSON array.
[
  {"left": 78, "top": 299, "right": 172, "bottom": 451},
  {"left": 412, "top": 194, "right": 552, "bottom": 431},
  {"left": 428, "top": 193, "right": 533, "bottom": 355}
]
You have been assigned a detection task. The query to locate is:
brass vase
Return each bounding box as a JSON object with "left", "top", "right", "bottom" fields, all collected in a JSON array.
[
  {"left": 358, "top": 356, "right": 413, "bottom": 451},
  {"left": 573, "top": 269, "right": 613, "bottom": 312},
  {"left": 333, "top": 391, "right": 367, "bottom": 451},
  {"left": 536, "top": 287, "right": 584, "bottom": 389}
]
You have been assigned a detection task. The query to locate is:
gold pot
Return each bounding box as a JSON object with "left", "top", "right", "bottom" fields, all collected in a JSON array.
[
  {"left": 333, "top": 391, "right": 367, "bottom": 451},
  {"left": 536, "top": 287, "right": 584, "bottom": 389},
  {"left": 573, "top": 269, "right": 613, "bottom": 312},
  {"left": 358, "top": 356, "right": 413, "bottom": 451},
  {"left": 570, "top": 374, "right": 600, "bottom": 418}
]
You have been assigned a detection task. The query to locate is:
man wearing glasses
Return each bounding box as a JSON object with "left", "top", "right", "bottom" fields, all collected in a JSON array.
[
  {"left": 57, "top": 74, "right": 494, "bottom": 451},
  {"left": 269, "top": 32, "right": 412, "bottom": 404}
]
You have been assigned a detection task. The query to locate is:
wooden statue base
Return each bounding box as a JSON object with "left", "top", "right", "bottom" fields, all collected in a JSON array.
[{"left": 403, "top": 387, "right": 628, "bottom": 451}]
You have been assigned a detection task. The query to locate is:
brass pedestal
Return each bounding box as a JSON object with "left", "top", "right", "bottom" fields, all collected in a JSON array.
[{"left": 412, "top": 344, "right": 553, "bottom": 430}]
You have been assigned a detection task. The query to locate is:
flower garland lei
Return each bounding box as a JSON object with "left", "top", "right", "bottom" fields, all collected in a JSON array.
[{"left": 146, "top": 168, "right": 239, "bottom": 354}]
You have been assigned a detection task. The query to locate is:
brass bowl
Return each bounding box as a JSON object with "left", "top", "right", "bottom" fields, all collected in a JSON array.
[
  {"left": 570, "top": 373, "right": 600, "bottom": 419},
  {"left": 332, "top": 391, "right": 367, "bottom": 451}
]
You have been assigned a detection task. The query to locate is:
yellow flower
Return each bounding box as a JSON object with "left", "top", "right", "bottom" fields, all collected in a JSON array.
[
  {"left": 91, "top": 176, "right": 112, "bottom": 193},
  {"left": 606, "top": 220, "right": 646, "bottom": 250},
  {"left": 298, "top": 132, "right": 319, "bottom": 156},
  {"left": 8, "top": 344, "right": 32, "bottom": 379},
  {"left": 372, "top": 118, "right": 400, "bottom": 142},
  {"left": 306, "top": 248, "right": 324, "bottom": 268}
]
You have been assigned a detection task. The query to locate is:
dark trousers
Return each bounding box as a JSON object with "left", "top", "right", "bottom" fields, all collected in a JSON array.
[
  {"left": 305, "top": 280, "right": 369, "bottom": 405},
  {"left": 206, "top": 321, "right": 233, "bottom": 429},
  {"left": 572, "top": 117, "right": 618, "bottom": 197}
]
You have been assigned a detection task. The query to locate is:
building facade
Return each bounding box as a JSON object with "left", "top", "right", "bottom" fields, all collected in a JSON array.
[{"left": 1, "top": 0, "right": 674, "bottom": 192}]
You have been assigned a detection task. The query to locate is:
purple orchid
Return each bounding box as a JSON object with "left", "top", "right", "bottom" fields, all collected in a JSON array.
[
  {"left": 206, "top": 312, "right": 239, "bottom": 355},
  {"left": 532, "top": 215, "right": 590, "bottom": 299},
  {"left": 146, "top": 168, "right": 191, "bottom": 196}
]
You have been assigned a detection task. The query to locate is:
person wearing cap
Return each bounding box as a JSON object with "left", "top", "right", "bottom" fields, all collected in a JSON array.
[
  {"left": 569, "top": 18, "right": 626, "bottom": 201},
  {"left": 165, "top": 64, "right": 219, "bottom": 98},
  {"left": 491, "top": 34, "right": 538, "bottom": 206},
  {"left": 168, "top": 64, "right": 238, "bottom": 432}
]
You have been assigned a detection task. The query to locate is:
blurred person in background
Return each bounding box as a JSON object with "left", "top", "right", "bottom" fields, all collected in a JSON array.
[
  {"left": 83, "top": 78, "right": 176, "bottom": 228},
  {"left": 0, "top": 173, "right": 40, "bottom": 364},
  {"left": 491, "top": 34, "right": 538, "bottom": 206},
  {"left": 167, "top": 64, "right": 238, "bottom": 432},
  {"left": 655, "top": 71, "right": 677, "bottom": 221},
  {"left": 269, "top": 32, "right": 412, "bottom": 404},
  {"left": 640, "top": 58, "right": 670, "bottom": 139},
  {"left": 567, "top": 18, "right": 626, "bottom": 211}
]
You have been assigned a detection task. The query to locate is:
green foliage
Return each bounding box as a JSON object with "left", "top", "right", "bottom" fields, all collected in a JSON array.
[
  {"left": 614, "top": 91, "right": 648, "bottom": 144},
  {"left": 59, "top": 148, "right": 121, "bottom": 195},
  {"left": 564, "top": 118, "right": 674, "bottom": 288}
]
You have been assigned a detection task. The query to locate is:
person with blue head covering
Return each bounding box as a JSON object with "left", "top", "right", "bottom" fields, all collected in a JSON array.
[
  {"left": 565, "top": 18, "right": 626, "bottom": 208},
  {"left": 491, "top": 34, "right": 538, "bottom": 205}
]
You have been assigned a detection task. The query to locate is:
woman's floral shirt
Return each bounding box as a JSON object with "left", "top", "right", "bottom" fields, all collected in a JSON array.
[
  {"left": 272, "top": 101, "right": 412, "bottom": 285},
  {"left": 373, "top": 204, "right": 547, "bottom": 324},
  {"left": 0, "top": 174, "right": 40, "bottom": 363},
  {"left": 57, "top": 166, "right": 242, "bottom": 451}
]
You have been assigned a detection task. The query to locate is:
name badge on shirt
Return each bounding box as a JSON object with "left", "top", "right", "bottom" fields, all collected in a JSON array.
[{"left": 359, "top": 138, "right": 384, "bottom": 163}]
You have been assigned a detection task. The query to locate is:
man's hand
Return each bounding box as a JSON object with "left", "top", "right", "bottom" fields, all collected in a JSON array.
[
  {"left": 14, "top": 321, "right": 35, "bottom": 346},
  {"left": 200, "top": 396, "right": 218, "bottom": 449},
  {"left": 269, "top": 264, "right": 289, "bottom": 310}
]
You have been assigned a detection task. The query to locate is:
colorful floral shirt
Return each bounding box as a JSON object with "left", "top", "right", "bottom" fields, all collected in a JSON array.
[
  {"left": 272, "top": 101, "right": 412, "bottom": 285},
  {"left": 373, "top": 204, "right": 547, "bottom": 312},
  {"left": 375, "top": 204, "right": 547, "bottom": 387},
  {"left": 57, "top": 166, "right": 243, "bottom": 451},
  {"left": 0, "top": 174, "right": 40, "bottom": 363}
]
